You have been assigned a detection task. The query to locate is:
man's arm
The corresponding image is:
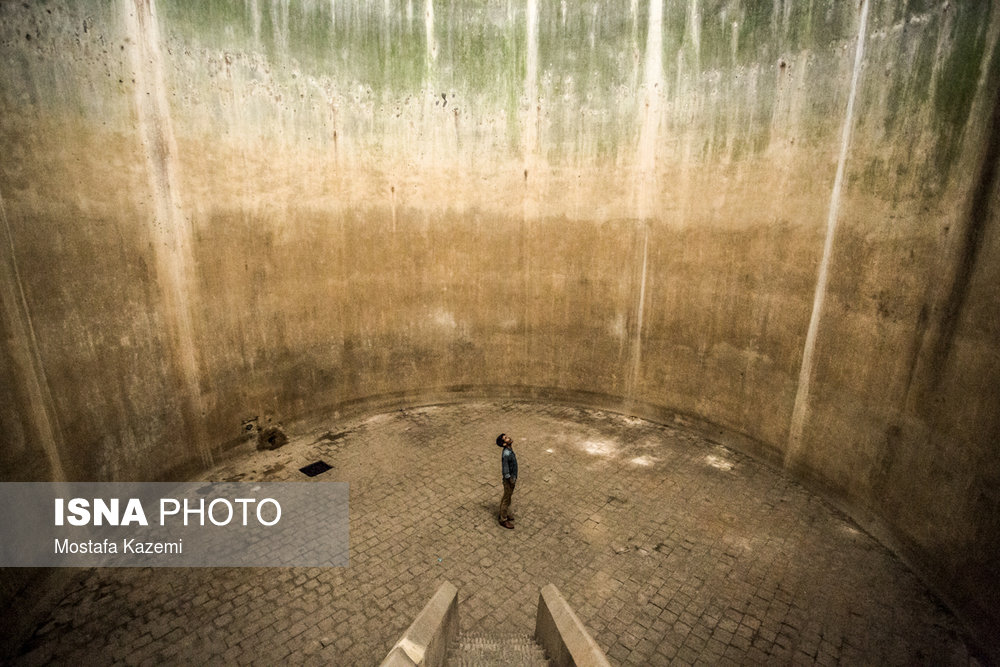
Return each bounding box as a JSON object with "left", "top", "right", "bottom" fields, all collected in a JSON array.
[{"left": 502, "top": 451, "right": 511, "bottom": 479}]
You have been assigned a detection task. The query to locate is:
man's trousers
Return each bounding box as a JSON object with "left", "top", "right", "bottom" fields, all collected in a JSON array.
[{"left": 499, "top": 478, "right": 515, "bottom": 521}]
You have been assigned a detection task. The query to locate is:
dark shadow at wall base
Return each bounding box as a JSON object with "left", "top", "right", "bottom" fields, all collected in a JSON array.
[
  {"left": 0, "top": 567, "right": 79, "bottom": 662},
  {"left": 787, "top": 456, "right": 998, "bottom": 667}
]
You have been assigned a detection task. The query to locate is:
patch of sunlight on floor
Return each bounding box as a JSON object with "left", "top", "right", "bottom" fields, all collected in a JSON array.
[
  {"left": 705, "top": 454, "right": 734, "bottom": 471},
  {"left": 582, "top": 439, "right": 616, "bottom": 457}
]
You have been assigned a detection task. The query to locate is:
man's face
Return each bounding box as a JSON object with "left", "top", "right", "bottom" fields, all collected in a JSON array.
[{"left": 504, "top": 435, "right": 513, "bottom": 446}]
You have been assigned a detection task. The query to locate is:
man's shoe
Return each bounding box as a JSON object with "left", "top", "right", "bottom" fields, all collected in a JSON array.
[{"left": 499, "top": 519, "right": 514, "bottom": 529}]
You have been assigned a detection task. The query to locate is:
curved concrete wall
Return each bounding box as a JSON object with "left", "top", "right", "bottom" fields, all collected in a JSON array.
[{"left": 1, "top": 0, "right": 998, "bottom": 655}]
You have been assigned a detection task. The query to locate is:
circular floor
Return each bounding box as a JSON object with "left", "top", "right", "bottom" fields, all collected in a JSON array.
[{"left": 10, "top": 401, "right": 980, "bottom": 665}]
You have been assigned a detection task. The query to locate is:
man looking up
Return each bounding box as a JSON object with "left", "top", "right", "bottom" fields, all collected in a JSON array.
[{"left": 496, "top": 433, "right": 517, "bottom": 529}]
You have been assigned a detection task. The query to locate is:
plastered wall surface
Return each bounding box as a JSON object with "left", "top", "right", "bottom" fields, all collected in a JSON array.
[{"left": 1, "top": 0, "right": 998, "bottom": 656}]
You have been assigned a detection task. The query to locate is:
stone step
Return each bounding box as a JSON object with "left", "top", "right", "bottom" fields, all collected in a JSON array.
[{"left": 446, "top": 631, "right": 550, "bottom": 666}]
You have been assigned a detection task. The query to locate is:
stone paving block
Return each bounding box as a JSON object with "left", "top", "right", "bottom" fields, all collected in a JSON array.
[{"left": 4, "top": 402, "right": 983, "bottom": 666}]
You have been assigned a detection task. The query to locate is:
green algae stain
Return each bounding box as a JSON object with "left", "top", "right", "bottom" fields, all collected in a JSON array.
[
  {"left": 882, "top": 24, "right": 937, "bottom": 138},
  {"left": 934, "top": 7, "right": 987, "bottom": 133},
  {"left": 932, "top": 5, "right": 989, "bottom": 175}
]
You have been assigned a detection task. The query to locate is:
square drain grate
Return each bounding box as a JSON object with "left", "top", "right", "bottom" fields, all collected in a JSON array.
[{"left": 299, "top": 460, "right": 332, "bottom": 477}]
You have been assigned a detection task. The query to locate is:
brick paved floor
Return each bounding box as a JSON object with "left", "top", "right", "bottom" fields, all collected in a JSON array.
[{"left": 9, "top": 401, "right": 981, "bottom": 665}]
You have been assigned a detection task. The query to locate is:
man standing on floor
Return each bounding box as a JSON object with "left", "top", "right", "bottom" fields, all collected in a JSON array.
[{"left": 497, "top": 433, "right": 517, "bottom": 529}]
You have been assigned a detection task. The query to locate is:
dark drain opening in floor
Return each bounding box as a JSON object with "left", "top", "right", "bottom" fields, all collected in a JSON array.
[{"left": 299, "top": 460, "right": 333, "bottom": 477}]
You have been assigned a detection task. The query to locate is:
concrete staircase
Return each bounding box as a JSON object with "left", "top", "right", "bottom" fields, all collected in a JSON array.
[
  {"left": 445, "top": 631, "right": 549, "bottom": 666},
  {"left": 380, "top": 581, "right": 610, "bottom": 667}
]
